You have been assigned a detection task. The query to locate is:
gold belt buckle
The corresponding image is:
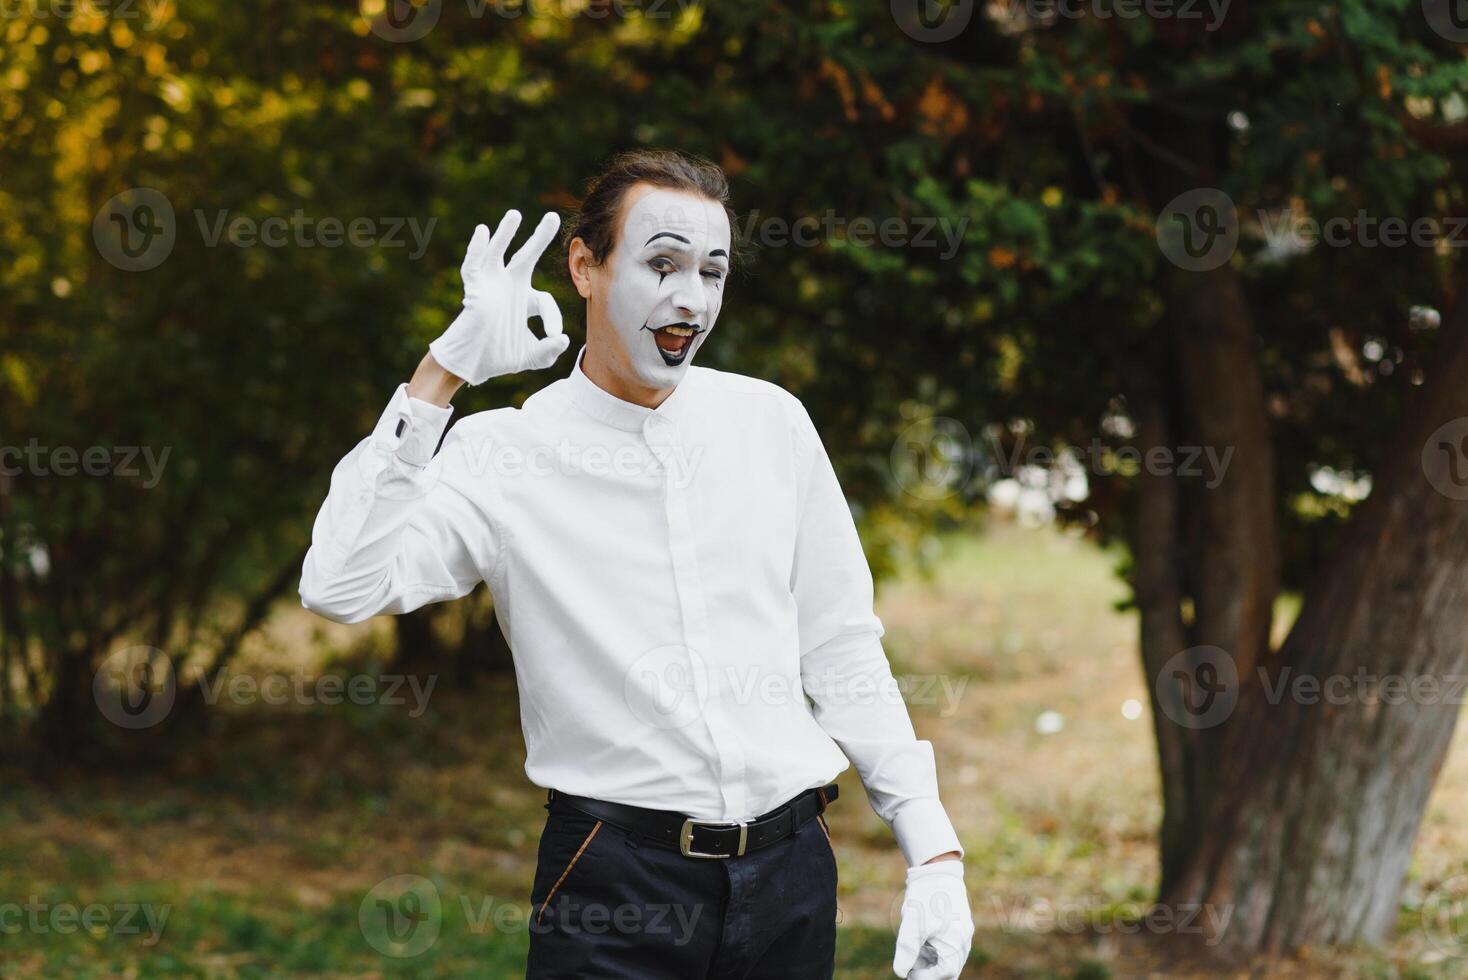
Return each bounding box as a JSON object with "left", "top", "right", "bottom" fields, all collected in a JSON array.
[{"left": 679, "top": 818, "right": 748, "bottom": 858}]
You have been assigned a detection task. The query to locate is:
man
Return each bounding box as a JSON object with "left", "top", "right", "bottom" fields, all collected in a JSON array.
[{"left": 300, "top": 150, "right": 973, "bottom": 978}]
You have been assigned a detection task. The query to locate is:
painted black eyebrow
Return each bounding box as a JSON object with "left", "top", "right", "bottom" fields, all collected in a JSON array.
[
  {"left": 644, "top": 232, "right": 692, "bottom": 246},
  {"left": 709, "top": 249, "right": 728, "bottom": 259}
]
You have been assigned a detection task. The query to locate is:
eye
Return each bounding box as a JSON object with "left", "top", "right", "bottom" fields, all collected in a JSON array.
[
  {"left": 648, "top": 256, "right": 676, "bottom": 274},
  {"left": 701, "top": 269, "right": 724, "bottom": 282}
]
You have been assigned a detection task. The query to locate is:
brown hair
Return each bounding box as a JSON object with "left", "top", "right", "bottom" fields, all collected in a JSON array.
[{"left": 563, "top": 149, "right": 736, "bottom": 266}]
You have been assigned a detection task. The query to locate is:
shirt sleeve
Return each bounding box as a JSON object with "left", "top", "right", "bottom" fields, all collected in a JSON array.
[
  {"left": 788, "top": 398, "right": 964, "bottom": 868},
  {"left": 299, "top": 384, "right": 500, "bottom": 624}
]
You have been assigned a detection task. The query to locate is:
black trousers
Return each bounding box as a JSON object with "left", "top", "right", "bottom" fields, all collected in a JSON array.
[{"left": 526, "top": 796, "right": 838, "bottom": 979}]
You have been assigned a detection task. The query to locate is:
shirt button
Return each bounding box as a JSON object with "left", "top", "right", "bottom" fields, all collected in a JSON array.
[{"left": 643, "top": 416, "right": 673, "bottom": 444}]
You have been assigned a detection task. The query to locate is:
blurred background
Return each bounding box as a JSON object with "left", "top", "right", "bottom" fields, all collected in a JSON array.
[{"left": 7, "top": 0, "right": 1468, "bottom": 976}]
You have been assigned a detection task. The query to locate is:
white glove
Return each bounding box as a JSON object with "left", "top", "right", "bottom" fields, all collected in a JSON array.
[
  {"left": 428, "top": 210, "right": 568, "bottom": 385},
  {"left": 894, "top": 861, "right": 974, "bottom": 979}
]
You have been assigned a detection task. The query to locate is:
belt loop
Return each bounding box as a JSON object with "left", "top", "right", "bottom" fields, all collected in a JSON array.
[
  {"left": 545, "top": 788, "right": 555, "bottom": 812},
  {"left": 816, "top": 787, "right": 828, "bottom": 813}
]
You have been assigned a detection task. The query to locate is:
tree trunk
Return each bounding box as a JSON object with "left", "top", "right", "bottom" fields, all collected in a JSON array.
[
  {"left": 1130, "top": 107, "right": 1281, "bottom": 897},
  {"left": 1160, "top": 289, "right": 1468, "bottom": 951},
  {"left": 1128, "top": 102, "right": 1468, "bottom": 953},
  {"left": 35, "top": 643, "right": 98, "bottom": 766},
  {"left": 392, "top": 605, "right": 441, "bottom": 679}
]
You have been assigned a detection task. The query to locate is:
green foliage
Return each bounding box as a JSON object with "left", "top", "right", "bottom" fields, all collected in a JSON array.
[{"left": 3, "top": 0, "right": 1467, "bottom": 744}]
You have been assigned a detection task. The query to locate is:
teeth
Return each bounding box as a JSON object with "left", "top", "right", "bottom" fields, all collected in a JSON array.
[{"left": 662, "top": 325, "right": 696, "bottom": 337}]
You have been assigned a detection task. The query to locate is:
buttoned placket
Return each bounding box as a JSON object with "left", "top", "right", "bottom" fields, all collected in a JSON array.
[{"left": 642, "top": 412, "right": 748, "bottom": 821}]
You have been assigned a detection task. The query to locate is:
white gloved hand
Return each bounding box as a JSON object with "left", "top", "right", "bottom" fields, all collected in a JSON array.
[
  {"left": 428, "top": 209, "right": 568, "bottom": 385},
  {"left": 893, "top": 861, "right": 974, "bottom": 979}
]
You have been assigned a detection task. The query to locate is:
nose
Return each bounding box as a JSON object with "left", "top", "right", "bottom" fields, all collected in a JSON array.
[{"left": 667, "top": 270, "right": 707, "bottom": 322}]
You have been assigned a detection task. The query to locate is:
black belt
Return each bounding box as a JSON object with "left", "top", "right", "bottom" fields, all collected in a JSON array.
[{"left": 546, "top": 783, "right": 839, "bottom": 859}]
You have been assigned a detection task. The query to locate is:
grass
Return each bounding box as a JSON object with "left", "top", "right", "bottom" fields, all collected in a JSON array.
[{"left": 3, "top": 523, "right": 1468, "bottom": 977}]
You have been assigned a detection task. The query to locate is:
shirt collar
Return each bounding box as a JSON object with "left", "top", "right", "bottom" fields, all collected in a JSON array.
[{"left": 565, "top": 344, "right": 697, "bottom": 432}]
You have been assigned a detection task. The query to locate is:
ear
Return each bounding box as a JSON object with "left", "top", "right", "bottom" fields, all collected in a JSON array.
[{"left": 567, "top": 237, "right": 595, "bottom": 300}]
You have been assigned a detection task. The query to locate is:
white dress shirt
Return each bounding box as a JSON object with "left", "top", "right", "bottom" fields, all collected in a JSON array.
[{"left": 300, "top": 346, "right": 963, "bottom": 866}]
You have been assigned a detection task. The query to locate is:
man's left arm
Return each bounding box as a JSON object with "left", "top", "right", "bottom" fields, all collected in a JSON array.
[{"left": 786, "top": 398, "right": 974, "bottom": 978}]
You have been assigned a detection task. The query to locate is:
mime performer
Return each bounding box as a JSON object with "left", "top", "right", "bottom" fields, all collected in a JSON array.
[{"left": 300, "top": 150, "right": 973, "bottom": 979}]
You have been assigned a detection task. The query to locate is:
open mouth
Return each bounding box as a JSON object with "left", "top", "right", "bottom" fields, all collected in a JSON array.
[{"left": 642, "top": 322, "right": 703, "bottom": 366}]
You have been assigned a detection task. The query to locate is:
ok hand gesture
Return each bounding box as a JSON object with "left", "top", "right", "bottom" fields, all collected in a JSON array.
[{"left": 428, "top": 210, "right": 569, "bottom": 386}]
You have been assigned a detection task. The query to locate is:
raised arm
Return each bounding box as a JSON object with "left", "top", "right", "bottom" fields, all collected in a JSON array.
[{"left": 299, "top": 210, "right": 568, "bottom": 624}]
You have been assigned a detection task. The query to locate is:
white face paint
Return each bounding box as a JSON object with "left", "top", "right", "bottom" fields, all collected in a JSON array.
[{"left": 602, "top": 187, "right": 731, "bottom": 389}]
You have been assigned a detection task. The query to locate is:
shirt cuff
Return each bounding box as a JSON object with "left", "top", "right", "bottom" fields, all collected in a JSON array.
[
  {"left": 370, "top": 383, "right": 453, "bottom": 468},
  {"left": 892, "top": 797, "right": 964, "bottom": 867}
]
